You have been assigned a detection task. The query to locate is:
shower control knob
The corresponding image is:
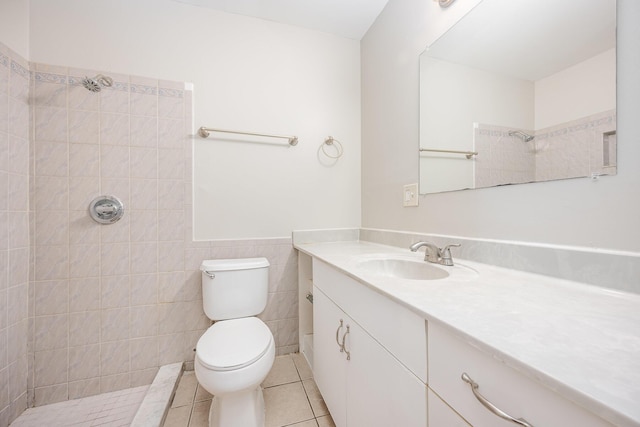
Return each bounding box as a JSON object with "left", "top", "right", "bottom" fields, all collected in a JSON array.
[
  {"left": 95, "top": 204, "right": 117, "bottom": 215},
  {"left": 89, "top": 195, "right": 124, "bottom": 224}
]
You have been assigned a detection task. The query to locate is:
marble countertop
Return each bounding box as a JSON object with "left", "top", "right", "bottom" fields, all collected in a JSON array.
[{"left": 295, "top": 240, "right": 640, "bottom": 427}]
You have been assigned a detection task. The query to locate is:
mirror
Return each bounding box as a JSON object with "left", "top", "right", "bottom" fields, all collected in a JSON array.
[{"left": 419, "top": 0, "right": 616, "bottom": 194}]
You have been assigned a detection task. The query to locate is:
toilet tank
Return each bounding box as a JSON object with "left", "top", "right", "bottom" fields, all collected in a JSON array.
[{"left": 200, "top": 258, "right": 270, "bottom": 321}]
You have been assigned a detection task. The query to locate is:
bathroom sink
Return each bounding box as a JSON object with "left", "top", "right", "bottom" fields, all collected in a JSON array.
[{"left": 355, "top": 257, "right": 450, "bottom": 280}]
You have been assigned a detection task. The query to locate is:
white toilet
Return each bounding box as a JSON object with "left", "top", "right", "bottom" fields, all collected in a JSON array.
[{"left": 194, "top": 258, "right": 276, "bottom": 427}]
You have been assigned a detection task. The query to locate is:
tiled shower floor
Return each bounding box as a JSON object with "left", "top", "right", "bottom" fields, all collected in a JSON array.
[
  {"left": 165, "top": 353, "right": 335, "bottom": 427},
  {"left": 9, "top": 385, "right": 149, "bottom": 427}
]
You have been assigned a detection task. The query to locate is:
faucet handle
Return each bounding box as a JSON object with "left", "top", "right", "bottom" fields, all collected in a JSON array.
[
  {"left": 442, "top": 243, "right": 461, "bottom": 251},
  {"left": 440, "top": 243, "right": 461, "bottom": 266}
]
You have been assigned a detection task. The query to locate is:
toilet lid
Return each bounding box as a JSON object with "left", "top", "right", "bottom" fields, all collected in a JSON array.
[{"left": 196, "top": 317, "right": 273, "bottom": 371}]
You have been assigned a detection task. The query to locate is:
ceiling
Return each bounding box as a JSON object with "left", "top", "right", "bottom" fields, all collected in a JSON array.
[{"left": 171, "top": 0, "right": 389, "bottom": 40}]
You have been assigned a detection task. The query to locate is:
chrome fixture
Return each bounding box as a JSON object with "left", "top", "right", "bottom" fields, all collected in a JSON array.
[
  {"left": 341, "top": 325, "right": 351, "bottom": 361},
  {"left": 88, "top": 195, "right": 124, "bottom": 224},
  {"left": 439, "top": 0, "right": 456, "bottom": 7},
  {"left": 321, "top": 136, "right": 344, "bottom": 159},
  {"left": 410, "top": 241, "right": 461, "bottom": 266},
  {"left": 334, "top": 319, "right": 350, "bottom": 360},
  {"left": 81, "top": 74, "right": 114, "bottom": 92},
  {"left": 420, "top": 148, "right": 478, "bottom": 159},
  {"left": 335, "top": 319, "right": 344, "bottom": 350},
  {"left": 461, "top": 373, "right": 534, "bottom": 427},
  {"left": 198, "top": 126, "right": 298, "bottom": 146},
  {"left": 508, "top": 130, "right": 535, "bottom": 142}
]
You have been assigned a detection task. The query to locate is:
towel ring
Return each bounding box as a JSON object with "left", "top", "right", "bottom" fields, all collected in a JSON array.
[{"left": 322, "top": 136, "right": 344, "bottom": 159}]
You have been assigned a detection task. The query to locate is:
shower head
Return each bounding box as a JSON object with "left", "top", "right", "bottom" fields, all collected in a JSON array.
[
  {"left": 508, "top": 130, "right": 535, "bottom": 142},
  {"left": 81, "top": 74, "right": 113, "bottom": 92}
]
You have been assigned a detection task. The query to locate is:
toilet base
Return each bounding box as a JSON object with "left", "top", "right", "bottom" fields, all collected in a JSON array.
[{"left": 208, "top": 386, "right": 265, "bottom": 427}]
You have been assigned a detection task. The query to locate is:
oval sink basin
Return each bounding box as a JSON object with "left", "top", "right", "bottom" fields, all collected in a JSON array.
[{"left": 356, "top": 258, "right": 449, "bottom": 280}]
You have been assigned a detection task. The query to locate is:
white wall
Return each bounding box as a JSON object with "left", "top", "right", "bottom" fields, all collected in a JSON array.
[
  {"left": 28, "top": 0, "right": 361, "bottom": 239},
  {"left": 362, "top": 0, "right": 640, "bottom": 252},
  {"left": 0, "top": 0, "right": 29, "bottom": 58},
  {"left": 535, "top": 48, "right": 616, "bottom": 129},
  {"left": 420, "top": 56, "right": 534, "bottom": 193},
  {"left": 421, "top": 58, "right": 534, "bottom": 144}
]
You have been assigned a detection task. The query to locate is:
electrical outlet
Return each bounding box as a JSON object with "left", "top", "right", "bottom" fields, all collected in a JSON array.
[{"left": 403, "top": 183, "right": 419, "bottom": 207}]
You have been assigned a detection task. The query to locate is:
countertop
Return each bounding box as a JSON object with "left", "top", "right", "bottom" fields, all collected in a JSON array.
[{"left": 295, "top": 240, "right": 640, "bottom": 427}]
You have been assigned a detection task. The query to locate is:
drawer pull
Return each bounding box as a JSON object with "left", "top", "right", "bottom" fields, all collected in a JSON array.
[
  {"left": 336, "top": 319, "right": 344, "bottom": 352},
  {"left": 461, "top": 373, "right": 534, "bottom": 427},
  {"left": 341, "top": 325, "right": 351, "bottom": 360}
]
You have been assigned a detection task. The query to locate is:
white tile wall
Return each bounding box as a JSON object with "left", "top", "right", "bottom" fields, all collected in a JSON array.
[{"left": 0, "top": 41, "right": 30, "bottom": 427}]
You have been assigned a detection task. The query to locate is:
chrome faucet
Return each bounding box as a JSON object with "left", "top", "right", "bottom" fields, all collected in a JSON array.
[
  {"left": 409, "top": 241, "right": 441, "bottom": 263},
  {"left": 410, "top": 241, "right": 461, "bottom": 266}
]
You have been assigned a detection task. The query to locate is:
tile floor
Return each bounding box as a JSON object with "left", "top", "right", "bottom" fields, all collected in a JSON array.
[
  {"left": 164, "top": 353, "right": 335, "bottom": 427},
  {"left": 9, "top": 385, "right": 149, "bottom": 427}
]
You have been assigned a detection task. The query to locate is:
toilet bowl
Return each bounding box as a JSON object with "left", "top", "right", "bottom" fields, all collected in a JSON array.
[
  {"left": 195, "top": 317, "right": 275, "bottom": 427},
  {"left": 194, "top": 258, "right": 275, "bottom": 427}
]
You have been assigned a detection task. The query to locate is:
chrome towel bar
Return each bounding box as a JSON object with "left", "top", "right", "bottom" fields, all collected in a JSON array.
[
  {"left": 198, "top": 126, "right": 298, "bottom": 146},
  {"left": 420, "top": 148, "right": 478, "bottom": 159}
]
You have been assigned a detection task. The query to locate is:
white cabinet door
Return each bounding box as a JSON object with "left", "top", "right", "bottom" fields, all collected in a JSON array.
[
  {"left": 346, "top": 318, "right": 427, "bottom": 427},
  {"left": 428, "top": 388, "right": 471, "bottom": 427},
  {"left": 314, "top": 286, "right": 427, "bottom": 427},
  {"left": 313, "top": 286, "right": 348, "bottom": 427}
]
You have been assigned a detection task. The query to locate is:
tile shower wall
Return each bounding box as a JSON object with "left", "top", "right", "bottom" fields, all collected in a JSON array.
[
  {"left": 0, "top": 44, "right": 31, "bottom": 426},
  {"left": 0, "top": 38, "right": 300, "bottom": 422},
  {"left": 474, "top": 124, "right": 536, "bottom": 188},
  {"left": 29, "top": 63, "right": 198, "bottom": 407},
  {"left": 534, "top": 109, "right": 616, "bottom": 181},
  {"left": 474, "top": 109, "right": 616, "bottom": 188}
]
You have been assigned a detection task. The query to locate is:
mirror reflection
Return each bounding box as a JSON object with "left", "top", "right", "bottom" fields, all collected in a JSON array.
[{"left": 419, "top": 0, "right": 616, "bottom": 194}]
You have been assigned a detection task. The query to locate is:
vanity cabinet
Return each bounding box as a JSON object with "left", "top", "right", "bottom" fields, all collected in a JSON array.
[
  {"left": 312, "top": 260, "right": 427, "bottom": 427},
  {"left": 428, "top": 321, "right": 616, "bottom": 427},
  {"left": 296, "top": 238, "right": 638, "bottom": 427}
]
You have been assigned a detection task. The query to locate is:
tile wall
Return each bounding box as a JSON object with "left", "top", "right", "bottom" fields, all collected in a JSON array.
[
  {"left": 534, "top": 109, "right": 616, "bottom": 181},
  {"left": 0, "top": 39, "right": 299, "bottom": 425},
  {"left": 474, "top": 109, "right": 617, "bottom": 188},
  {"left": 0, "top": 43, "right": 31, "bottom": 426},
  {"left": 474, "top": 124, "right": 536, "bottom": 188},
  {"left": 28, "top": 62, "right": 199, "bottom": 407}
]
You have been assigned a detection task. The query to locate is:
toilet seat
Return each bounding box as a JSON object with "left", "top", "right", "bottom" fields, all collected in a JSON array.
[{"left": 197, "top": 317, "right": 273, "bottom": 372}]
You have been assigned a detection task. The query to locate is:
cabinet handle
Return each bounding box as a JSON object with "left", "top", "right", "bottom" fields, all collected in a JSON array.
[
  {"left": 461, "top": 373, "right": 534, "bottom": 427},
  {"left": 341, "top": 325, "right": 351, "bottom": 361},
  {"left": 336, "top": 319, "right": 344, "bottom": 352}
]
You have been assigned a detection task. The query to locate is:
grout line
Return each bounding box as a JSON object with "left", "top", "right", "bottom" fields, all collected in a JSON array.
[
  {"left": 299, "top": 378, "right": 319, "bottom": 419},
  {"left": 185, "top": 393, "right": 195, "bottom": 425},
  {"left": 263, "top": 382, "right": 299, "bottom": 390},
  {"left": 186, "top": 401, "right": 194, "bottom": 427}
]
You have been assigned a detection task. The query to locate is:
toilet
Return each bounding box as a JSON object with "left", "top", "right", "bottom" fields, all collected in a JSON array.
[{"left": 194, "top": 258, "right": 275, "bottom": 427}]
